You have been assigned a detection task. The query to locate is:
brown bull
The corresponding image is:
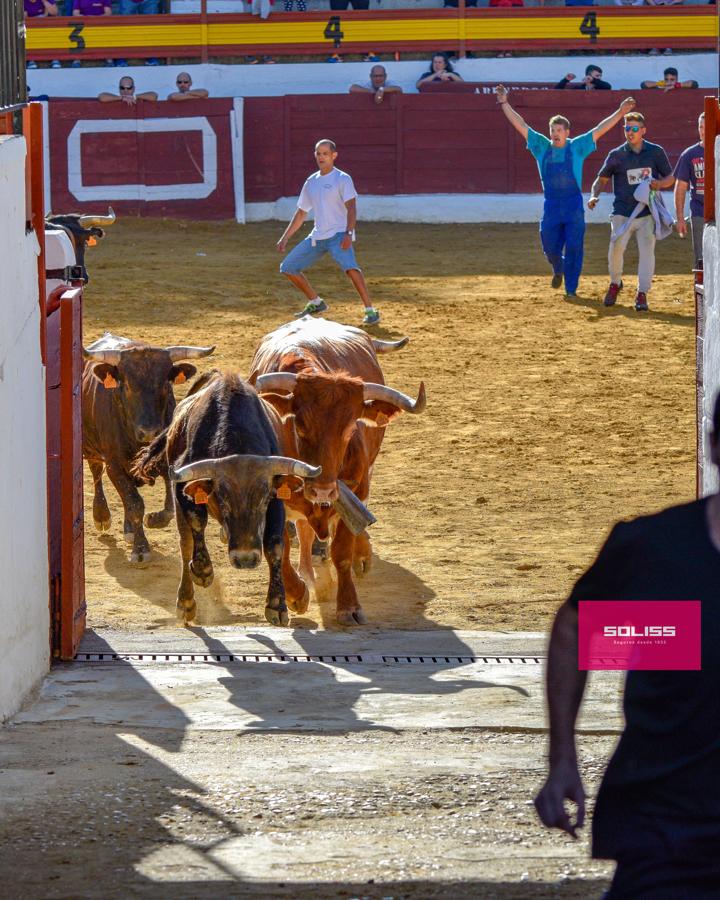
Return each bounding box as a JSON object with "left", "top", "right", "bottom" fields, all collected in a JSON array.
[
  {"left": 248, "top": 317, "right": 425, "bottom": 625},
  {"left": 83, "top": 333, "right": 214, "bottom": 563},
  {"left": 133, "top": 371, "right": 320, "bottom": 624}
]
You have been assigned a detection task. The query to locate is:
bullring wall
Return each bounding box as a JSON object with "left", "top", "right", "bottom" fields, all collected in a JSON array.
[
  {"left": 700, "top": 137, "right": 720, "bottom": 495},
  {"left": 0, "top": 136, "right": 50, "bottom": 721}
]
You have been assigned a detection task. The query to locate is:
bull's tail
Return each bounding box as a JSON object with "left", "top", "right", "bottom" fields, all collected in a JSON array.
[
  {"left": 372, "top": 336, "right": 409, "bottom": 354},
  {"left": 132, "top": 430, "right": 169, "bottom": 485}
]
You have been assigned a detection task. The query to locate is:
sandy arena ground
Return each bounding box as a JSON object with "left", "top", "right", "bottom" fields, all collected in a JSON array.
[{"left": 83, "top": 220, "right": 696, "bottom": 633}]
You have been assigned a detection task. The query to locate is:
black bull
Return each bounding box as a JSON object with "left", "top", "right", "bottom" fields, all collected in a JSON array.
[
  {"left": 82, "top": 334, "right": 215, "bottom": 563},
  {"left": 45, "top": 208, "right": 115, "bottom": 283},
  {"left": 133, "top": 371, "right": 321, "bottom": 625}
]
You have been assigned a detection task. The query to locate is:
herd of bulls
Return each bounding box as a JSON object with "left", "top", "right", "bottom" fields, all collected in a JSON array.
[{"left": 82, "top": 318, "right": 426, "bottom": 627}]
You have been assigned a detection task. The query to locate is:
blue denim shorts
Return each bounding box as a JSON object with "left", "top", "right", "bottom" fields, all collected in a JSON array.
[{"left": 280, "top": 232, "right": 360, "bottom": 275}]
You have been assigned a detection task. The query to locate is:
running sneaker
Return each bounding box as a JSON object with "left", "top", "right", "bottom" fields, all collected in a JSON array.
[
  {"left": 635, "top": 292, "right": 649, "bottom": 312},
  {"left": 565, "top": 293, "right": 578, "bottom": 300},
  {"left": 603, "top": 281, "right": 623, "bottom": 307},
  {"left": 362, "top": 307, "right": 381, "bottom": 326},
  {"left": 295, "top": 299, "right": 328, "bottom": 318},
  {"left": 551, "top": 273, "right": 563, "bottom": 289}
]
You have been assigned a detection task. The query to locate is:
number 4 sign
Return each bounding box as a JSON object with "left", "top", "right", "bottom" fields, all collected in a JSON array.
[
  {"left": 580, "top": 11, "right": 600, "bottom": 43},
  {"left": 324, "top": 16, "right": 344, "bottom": 48}
]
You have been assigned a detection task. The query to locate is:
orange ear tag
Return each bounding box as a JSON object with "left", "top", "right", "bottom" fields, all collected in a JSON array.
[
  {"left": 376, "top": 412, "right": 390, "bottom": 427},
  {"left": 194, "top": 487, "right": 209, "bottom": 504},
  {"left": 87, "top": 236, "right": 97, "bottom": 247},
  {"left": 174, "top": 371, "right": 187, "bottom": 385},
  {"left": 276, "top": 484, "right": 291, "bottom": 500},
  {"left": 103, "top": 373, "right": 118, "bottom": 389}
]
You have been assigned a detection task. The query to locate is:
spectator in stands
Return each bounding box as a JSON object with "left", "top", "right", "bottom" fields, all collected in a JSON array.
[
  {"left": 588, "top": 110, "right": 674, "bottom": 312},
  {"left": 350, "top": 66, "right": 403, "bottom": 105},
  {"left": 556, "top": 66, "right": 611, "bottom": 91},
  {"left": 97, "top": 76, "right": 158, "bottom": 104},
  {"left": 674, "top": 112, "right": 705, "bottom": 269},
  {"left": 119, "top": 0, "right": 160, "bottom": 66},
  {"left": 330, "top": 0, "right": 370, "bottom": 8},
  {"left": 24, "top": 0, "right": 60, "bottom": 71},
  {"left": 641, "top": 68, "right": 698, "bottom": 91},
  {"left": 489, "top": 0, "right": 523, "bottom": 7},
  {"left": 416, "top": 54, "right": 464, "bottom": 90},
  {"left": 167, "top": 72, "right": 209, "bottom": 101},
  {"left": 444, "top": 0, "right": 478, "bottom": 8},
  {"left": 71, "top": 0, "right": 113, "bottom": 68}
]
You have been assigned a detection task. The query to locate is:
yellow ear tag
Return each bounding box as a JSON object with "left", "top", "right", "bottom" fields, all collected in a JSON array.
[
  {"left": 193, "top": 487, "right": 209, "bottom": 505},
  {"left": 376, "top": 412, "right": 390, "bottom": 427},
  {"left": 87, "top": 236, "right": 97, "bottom": 247},
  {"left": 103, "top": 373, "right": 118, "bottom": 389},
  {"left": 174, "top": 371, "right": 187, "bottom": 385},
  {"left": 276, "top": 484, "right": 291, "bottom": 500}
]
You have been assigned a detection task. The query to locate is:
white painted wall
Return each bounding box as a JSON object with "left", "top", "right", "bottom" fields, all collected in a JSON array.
[
  {"left": 0, "top": 136, "right": 50, "bottom": 722},
  {"left": 701, "top": 136, "right": 720, "bottom": 495},
  {"left": 28, "top": 52, "right": 718, "bottom": 100}
]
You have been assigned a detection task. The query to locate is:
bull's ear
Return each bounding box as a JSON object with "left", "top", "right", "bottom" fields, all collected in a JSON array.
[
  {"left": 92, "top": 363, "right": 120, "bottom": 389},
  {"left": 170, "top": 363, "right": 197, "bottom": 385},
  {"left": 358, "top": 400, "right": 403, "bottom": 428},
  {"left": 261, "top": 392, "right": 294, "bottom": 420},
  {"left": 183, "top": 479, "right": 213, "bottom": 505}
]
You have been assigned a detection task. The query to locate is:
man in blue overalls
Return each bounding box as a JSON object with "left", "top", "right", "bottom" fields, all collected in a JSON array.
[{"left": 495, "top": 86, "right": 636, "bottom": 298}]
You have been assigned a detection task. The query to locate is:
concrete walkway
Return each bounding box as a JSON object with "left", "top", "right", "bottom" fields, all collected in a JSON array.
[{"left": 1, "top": 629, "right": 621, "bottom": 898}]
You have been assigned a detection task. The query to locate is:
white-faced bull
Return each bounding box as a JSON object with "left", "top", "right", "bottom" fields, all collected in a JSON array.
[
  {"left": 83, "top": 333, "right": 215, "bottom": 563},
  {"left": 45, "top": 208, "right": 115, "bottom": 282},
  {"left": 133, "top": 372, "right": 321, "bottom": 625}
]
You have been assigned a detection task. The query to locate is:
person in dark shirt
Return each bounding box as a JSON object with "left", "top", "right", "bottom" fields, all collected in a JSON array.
[
  {"left": 674, "top": 112, "right": 705, "bottom": 269},
  {"left": 556, "top": 65, "right": 611, "bottom": 91},
  {"left": 534, "top": 390, "right": 720, "bottom": 899},
  {"left": 588, "top": 110, "right": 674, "bottom": 311},
  {"left": 415, "top": 53, "right": 464, "bottom": 90}
]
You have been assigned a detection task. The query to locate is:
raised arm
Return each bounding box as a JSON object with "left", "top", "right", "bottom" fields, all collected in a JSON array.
[
  {"left": 591, "top": 96, "right": 635, "bottom": 143},
  {"left": 495, "top": 84, "right": 528, "bottom": 141},
  {"left": 588, "top": 175, "right": 611, "bottom": 209},
  {"left": 533, "top": 601, "right": 587, "bottom": 838}
]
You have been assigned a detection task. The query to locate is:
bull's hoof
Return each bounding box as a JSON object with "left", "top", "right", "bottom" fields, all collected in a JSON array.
[
  {"left": 337, "top": 608, "right": 368, "bottom": 626},
  {"left": 287, "top": 585, "right": 310, "bottom": 615},
  {"left": 177, "top": 600, "right": 197, "bottom": 625},
  {"left": 129, "top": 547, "right": 152, "bottom": 565},
  {"left": 93, "top": 516, "right": 111, "bottom": 533},
  {"left": 145, "top": 509, "right": 173, "bottom": 529},
  {"left": 265, "top": 605, "right": 290, "bottom": 627},
  {"left": 353, "top": 556, "right": 372, "bottom": 577},
  {"left": 189, "top": 559, "right": 214, "bottom": 588}
]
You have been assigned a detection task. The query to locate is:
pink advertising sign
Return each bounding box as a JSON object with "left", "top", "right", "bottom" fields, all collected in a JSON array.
[{"left": 578, "top": 601, "right": 701, "bottom": 671}]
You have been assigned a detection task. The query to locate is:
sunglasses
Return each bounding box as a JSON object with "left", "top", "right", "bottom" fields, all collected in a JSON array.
[
  {"left": 120, "top": 85, "right": 134, "bottom": 91},
  {"left": 624, "top": 125, "right": 642, "bottom": 133}
]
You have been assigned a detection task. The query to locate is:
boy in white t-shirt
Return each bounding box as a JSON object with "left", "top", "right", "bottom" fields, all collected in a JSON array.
[{"left": 277, "top": 139, "right": 381, "bottom": 326}]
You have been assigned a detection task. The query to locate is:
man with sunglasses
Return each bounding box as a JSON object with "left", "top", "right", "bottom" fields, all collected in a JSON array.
[
  {"left": 167, "top": 72, "right": 209, "bottom": 102},
  {"left": 495, "top": 85, "right": 635, "bottom": 299},
  {"left": 98, "top": 76, "right": 158, "bottom": 105},
  {"left": 589, "top": 111, "right": 674, "bottom": 311}
]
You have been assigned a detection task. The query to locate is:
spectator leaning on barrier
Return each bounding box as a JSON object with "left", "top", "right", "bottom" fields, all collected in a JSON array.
[
  {"left": 416, "top": 54, "right": 464, "bottom": 90},
  {"left": 24, "top": 0, "right": 60, "bottom": 70},
  {"left": 674, "top": 112, "right": 705, "bottom": 270},
  {"left": 641, "top": 67, "right": 698, "bottom": 91},
  {"left": 555, "top": 66, "right": 611, "bottom": 91},
  {"left": 167, "top": 72, "right": 209, "bottom": 101},
  {"left": 350, "top": 66, "right": 402, "bottom": 105},
  {"left": 588, "top": 111, "right": 674, "bottom": 312},
  {"left": 534, "top": 388, "right": 720, "bottom": 898},
  {"left": 98, "top": 76, "right": 158, "bottom": 104}
]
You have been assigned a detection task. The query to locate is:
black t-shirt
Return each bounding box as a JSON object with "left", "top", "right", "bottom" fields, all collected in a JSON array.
[
  {"left": 569, "top": 499, "right": 720, "bottom": 858},
  {"left": 598, "top": 140, "right": 673, "bottom": 218}
]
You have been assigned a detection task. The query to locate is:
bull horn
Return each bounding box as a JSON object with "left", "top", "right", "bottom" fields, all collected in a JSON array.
[
  {"left": 255, "top": 372, "right": 298, "bottom": 394},
  {"left": 372, "top": 336, "right": 409, "bottom": 354},
  {"left": 84, "top": 348, "right": 122, "bottom": 365},
  {"left": 265, "top": 457, "right": 322, "bottom": 480},
  {"left": 170, "top": 459, "right": 220, "bottom": 483},
  {"left": 165, "top": 345, "right": 216, "bottom": 362},
  {"left": 78, "top": 206, "right": 116, "bottom": 228},
  {"left": 363, "top": 380, "right": 427, "bottom": 414}
]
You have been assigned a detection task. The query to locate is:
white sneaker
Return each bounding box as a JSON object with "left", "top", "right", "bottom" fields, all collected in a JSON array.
[{"left": 51, "top": 60, "right": 61, "bottom": 69}]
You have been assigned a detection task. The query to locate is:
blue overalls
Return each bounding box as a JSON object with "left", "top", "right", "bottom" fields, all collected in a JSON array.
[{"left": 540, "top": 142, "right": 585, "bottom": 296}]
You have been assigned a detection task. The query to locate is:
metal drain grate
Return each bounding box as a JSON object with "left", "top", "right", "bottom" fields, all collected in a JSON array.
[{"left": 73, "top": 652, "right": 544, "bottom": 666}]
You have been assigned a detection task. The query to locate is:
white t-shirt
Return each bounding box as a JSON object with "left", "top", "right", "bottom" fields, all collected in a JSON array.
[{"left": 297, "top": 168, "right": 358, "bottom": 242}]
